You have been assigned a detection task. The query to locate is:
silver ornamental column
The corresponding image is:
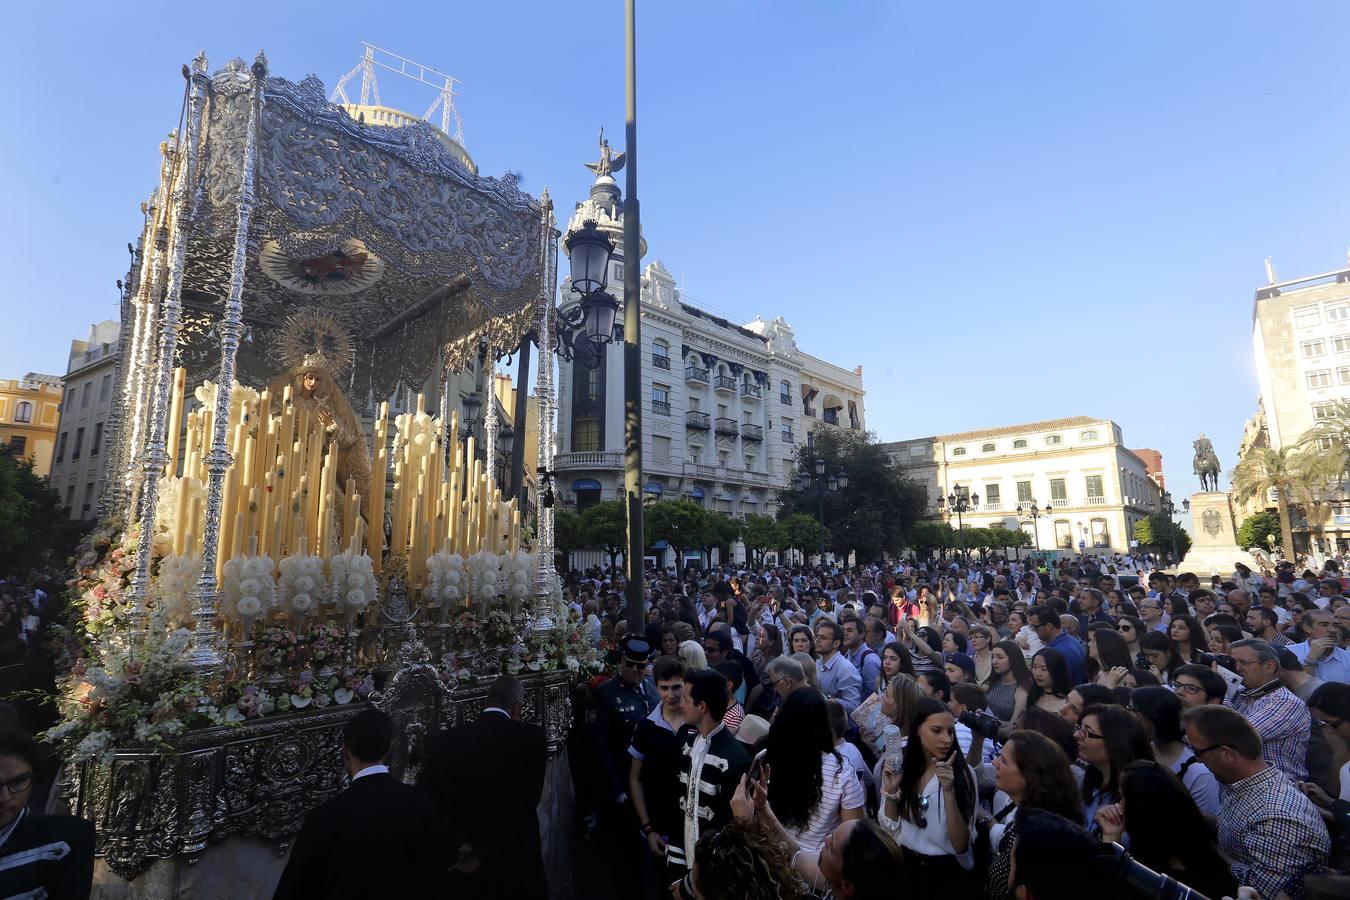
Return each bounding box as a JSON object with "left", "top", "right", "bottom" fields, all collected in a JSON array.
[
  {"left": 188, "top": 52, "right": 267, "bottom": 671},
  {"left": 532, "top": 193, "right": 559, "bottom": 631},
  {"left": 126, "top": 55, "right": 210, "bottom": 644},
  {"left": 124, "top": 195, "right": 165, "bottom": 516},
  {"left": 484, "top": 341, "right": 497, "bottom": 484}
]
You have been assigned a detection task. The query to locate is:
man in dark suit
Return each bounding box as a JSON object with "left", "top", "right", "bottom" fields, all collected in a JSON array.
[
  {"left": 0, "top": 729, "right": 93, "bottom": 899},
  {"left": 422, "top": 675, "right": 549, "bottom": 900},
  {"left": 272, "top": 708, "right": 441, "bottom": 900}
]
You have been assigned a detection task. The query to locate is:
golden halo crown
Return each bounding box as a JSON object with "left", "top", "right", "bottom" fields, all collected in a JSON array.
[{"left": 276, "top": 309, "right": 355, "bottom": 380}]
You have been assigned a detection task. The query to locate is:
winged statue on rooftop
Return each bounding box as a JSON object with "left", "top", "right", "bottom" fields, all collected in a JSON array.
[{"left": 584, "top": 127, "right": 626, "bottom": 178}]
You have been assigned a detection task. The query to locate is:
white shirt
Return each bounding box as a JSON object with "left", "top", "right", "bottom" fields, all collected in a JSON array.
[
  {"left": 351, "top": 764, "right": 389, "bottom": 782},
  {"left": 878, "top": 771, "right": 975, "bottom": 867},
  {"left": 779, "top": 752, "right": 865, "bottom": 852}
]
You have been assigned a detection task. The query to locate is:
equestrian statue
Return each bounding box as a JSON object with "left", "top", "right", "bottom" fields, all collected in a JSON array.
[{"left": 1193, "top": 435, "right": 1222, "bottom": 492}]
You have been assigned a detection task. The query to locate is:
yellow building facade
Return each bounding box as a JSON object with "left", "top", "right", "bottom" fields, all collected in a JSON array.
[{"left": 0, "top": 374, "right": 64, "bottom": 479}]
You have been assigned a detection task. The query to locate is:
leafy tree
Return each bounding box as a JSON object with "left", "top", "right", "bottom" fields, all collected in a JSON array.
[
  {"left": 776, "top": 428, "right": 926, "bottom": 561},
  {"left": 908, "top": 521, "right": 955, "bottom": 560},
  {"left": 987, "top": 526, "right": 1032, "bottom": 556},
  {"left": 0, "top": 452, "right": 68, "bottom": 576},
  {"left": 1236, "top": 511, "right": 1281, "bottom": 551},
  {"left": 780, "top": 513, "right": 829, "bottom": 561},
  {"left": 1232, "top": 445, "right": 1342, "bottom": 562},
  {"left": 579, "top": 499, "right": 627, "bottom": 571},
  {"left": 702, "top": 513, "right": 742, "bottom": 566},
  {"left": 1132, "top": 514, "right": 1192, "bottom": 559},
  {"left": 553, "top": 509, "right": 586, "bottom": 571},
  {"left": 740, "top": 514, "right": 787, "bottom": 567},
  {"left": 645, "top": 498, "right": 710, "bottom": 569}
]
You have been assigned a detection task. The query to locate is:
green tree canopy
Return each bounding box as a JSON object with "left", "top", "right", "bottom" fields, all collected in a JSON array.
[
  {"left": 553, "top": 508, "right": 586, "bottom": 569},
  {"left": 0, "top": 452, "right": 68, "bottom": 576},
  {"left": 740, "top": 514, "right": 786, "bottom": 567},
  {"left": 579, "top": 499, "right": 627, "bottom": 571},
  {"left": 1232, "top": 445, "right": 1342, "bottom": 562},
  {"left": 775, "top": 428, "right": 926, "bottom": 561},
  {"left": 780, "top": 513, "right": 830, "bottom": 559},
  {"left": 645, "top": 498, "right": 710, "bottom": 568},
  {"left": 702, "top": 513, "right": 742, "bottom": 563},
  {"left": 1236, "top": 511, "right": 1280, "bottom": 551},
  {"left": 908, "top": 521, "right": 956, "bottom": 559},
  {"left": 1132, "top": 513, "right": 1192, "bottom": 558}
]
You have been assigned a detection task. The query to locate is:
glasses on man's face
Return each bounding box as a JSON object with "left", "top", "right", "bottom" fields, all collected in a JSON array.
[
  {"left": 1173, "top": 682, "right": 1204, "bottom": 695},
  {"left": 1184, "top": 739, "right": 1229, "bottom": 758},
  {"left": 0, "top": 773, "right": 32, "bottom": 797}
]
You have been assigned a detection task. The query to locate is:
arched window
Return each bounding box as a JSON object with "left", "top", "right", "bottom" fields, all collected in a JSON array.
[
  {"left": 1045, "top": 434, "right": 1062, "bottom": 446},
  {"left": 13, "top": 402, "right": 32, "bottom": 424},
  {"left": 1080, "top": 430, "right": 1098, "bottom": 441},
  {"left": 981, "top": 443, "right": 995, "bottom": 453},
  {"left": 952, "top": 446, "right": 966, "bottom": 456},
  {"left": 1012, "top": 439, "right": 1027, "bottom": 449}
]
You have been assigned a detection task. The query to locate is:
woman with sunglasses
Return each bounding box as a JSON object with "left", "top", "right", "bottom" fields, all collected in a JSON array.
[
  {"left": 878, "top": 698, "right": 978, "bottom": 897},
  {"left": 1114, "top": 615, "right": 1146, "bottom": 659},
  {"left": 1094, "top": 761, "right": 1238, "bottom": 900},
  {"left": 1075, "top": 704, "right": 1154, "bottom": 835}
]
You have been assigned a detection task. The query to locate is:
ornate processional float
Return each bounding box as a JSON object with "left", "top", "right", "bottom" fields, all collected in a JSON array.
[{"left": 53, "top": 51, "right": 591, "bottom": 895}]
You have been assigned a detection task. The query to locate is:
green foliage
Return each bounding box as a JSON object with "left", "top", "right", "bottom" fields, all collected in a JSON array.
[
  {"left": 775, "top": 428, "right": 926, "bottom": 561},
  {"left": 702, "top": 512, "right": 742, "bottom": 559},
  {"left": 1236, "top": 511, "right": 1280, "bottom": 551},
  {"left": 740, "top": 514, "right": 787, "bottom": 566},
  {"left": 908, "top": 521, "right": 956, "bottom": 558},
  {"left": 553, "top": 509, "right": 586, "bottom": 563},
  {"left": 645, "top": 499, "right": 711, "bottom": 566},
  {"left": 1232, "top": 445, "right": 1338, "bottom": 562},
  {"left": 780, "top": 513, "right": 830, "bottom": 557},
  {"left": 579, "top": 499, "right": 628, "bottom": 569},
  {"left": 0, "top": 452, "right": 68, "bottom": 575},
  {"left": 1132, "top": 513, "right": 1192, "bottom": 557}
]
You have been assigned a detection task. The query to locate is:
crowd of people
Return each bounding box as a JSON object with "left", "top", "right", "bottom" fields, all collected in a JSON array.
[{"left": 572, "top": 552, "right": 1350, "bottom": 900}]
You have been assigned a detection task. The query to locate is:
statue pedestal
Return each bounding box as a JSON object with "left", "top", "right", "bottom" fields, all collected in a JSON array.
[{"left": 1174, "top": 492, "right": 1263, "bottom": 576}]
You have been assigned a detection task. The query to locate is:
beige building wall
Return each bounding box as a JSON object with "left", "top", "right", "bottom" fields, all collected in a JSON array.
[
  {"left": 51, "top": 321, "right": 121, "bottom": 518},
  {"left": 0, "top": 375, "right": 64, "bottom": 480}
]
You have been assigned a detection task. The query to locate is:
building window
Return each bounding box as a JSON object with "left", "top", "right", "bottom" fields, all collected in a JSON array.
[
  {"left": 83, "top": 482, "right": 95, "bottom": 513},
  {"left": 985, "top": 484, "right": 1001, "bottom": 505},
  {"left": 781, "top": 421, "right": 794, "bottom": 443},
  {"left": 55, "top": 432, "right": 67, "bottom": 463},
  {"left": 65, "top": 486, "right": 74, "bottom": 508},
  {"left": 1338, "top": 368, "right": 1350, "bottom": 385},
  {"left": 1332, "top": 335, "right": 1350, "bottom": 353},
  {"left": 1012, "top": 439, "right": 1028, "bottom": 449},
  {"left": 652, "top": 341, "right": 670, "bottom": 370},
  {"left": 1085, "top": 474, "right": 1104, "bottom": 498},
  {"left": 1080, "top": 430, "right": 1099, "bottom": 441},
  {"left": 653, "top": 435, "right": 671, "bottom": 462},
  {"left": 1329, "top": 304, "right": 1350, "bottom": 323},
  {"left": 1304, "top": 339, "right": 1328, "bottom": 357},
  {"left": 91, "top": 422, "right": 103, "bottom": 456},
  {"left": 613, "top": 262, "right": 624, "bottom": 284},
  {"left": 5, "top": 436, "right": 26, "bottom": 457},
  {"left": 583, "top": 366, "right": 601, "bottom": 402},
  {"left": 99, "top": 373, "right": 113, "bottom": 402},
  {"left": 81, "top": 383, "right": 90, "bottom": 408},
  {"left": 981, "top": 443, "right": 995, "bottom": 453},
  {"left": 1313, "top": 401, "right": 1337, "bottom": 420},
  {"left": 1045, "top": 434, "right": 1062, "bottom": 446},
  {"left": 572, "top": 417, "right": 601, "bottom": 452},
  {"left": 1295, "top": 305, "right": 1321, "bottom": 328},
  {"left": 13, "top": 401, "right": 32, "bottom": 424},
  {"left": 1309, "top": 369, "right": 1333, "bottom": 388},
  {"left": 1049, "top": 477, "right": 1067, "bottom": 501},
  {"left": 1090, "top": 517, "right": 1109, "bottom": 548},
  {"left": 952, "top": 447, "right": 966, "bottom": 456},
  {"left": 909, "top": 444, "right": 925, "bottom": 457},
  {"left": 652, "top": 385, "right": 671, "bottom": 416},
  {"left": 1016, "top": 480, "right": 1032, "bottom": 503},
  {"left": 1054, "top": 519, "right": 1072, "bottom": 549},
  {"left": 72, "top": 427, "right": 84, "bottom": 460}
]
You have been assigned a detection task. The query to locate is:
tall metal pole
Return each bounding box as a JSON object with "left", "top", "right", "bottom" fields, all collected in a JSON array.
[
  {"left": 818, "top": 480, "right": 826, "bottom": 564},
  {"left": 508, "top": 334, "right": 531, "bottom": 502},
  {"left": 622, "top": 0, "right": 645, "bottom": 629}
]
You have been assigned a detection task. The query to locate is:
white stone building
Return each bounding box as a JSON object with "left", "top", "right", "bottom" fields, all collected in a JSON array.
[
  {"left": 555, "top": 169, "right": 865, "bottom": 562},
  {"left": 883, "top": 416, "right": 1161, "bottom": 554},
  {"left": 50, "top": 321, "right": 122, "bottom": 519}
]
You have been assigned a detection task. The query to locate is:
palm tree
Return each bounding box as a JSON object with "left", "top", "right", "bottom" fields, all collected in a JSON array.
[{"left": 1232, "top": 445, "right": 1344, "bottom": 562}]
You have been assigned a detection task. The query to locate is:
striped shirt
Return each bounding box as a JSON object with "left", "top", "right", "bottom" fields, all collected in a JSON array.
[
  {"left": 776, "top": 752, "right": 865, "bottom": 852},
  {"left": 1229, "top": 682, "right": 1311, "bottom": 782},
  {"left": 1217, "top": 765, "right": 1329, "bottom": 900}
]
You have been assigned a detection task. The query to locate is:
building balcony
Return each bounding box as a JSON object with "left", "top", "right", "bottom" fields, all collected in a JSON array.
[
  {"left": 714, "top": 417, "right": 739, "bottom": 437},
  {"left": 781, "top": 429, "right": 795, "bottom": 444},
  {"left": 653, "top": 400, "right": 671, "bottom": 416},
  {"left": 555, "top": 451, "right": 622, "bottom": 470},
  {"left": 780, "top": 393, "right": 792, "bottom": 405},
  {"left": 652, "top": 354, "right": 671, "bottom": 370},
  {"left": 686, "top": 366, "right": 709, "bottom": 385},
  {"left": 686, "top": 462, "right": 719, "bottom": 480},
  {"left": 983, "top": 502, "right": 1003, "bottom": 512},
  {"left": 1048, "top": 498, "right": 1068, "bottom": 508},
  {"left": 686, "top": 410, "right": 710, "bottom": 430},
  {"left": 823, "top": 410, "right": 840, "bottom": 426},
  {"left": 714, "top": 375, "right": 737, "bottom": 394},
  {"left": 742, "top": 424, "right": 763, "bottom": 442},
  {"left": 740, "top": 382, "right": 762, "bottom": 400},
  {"left": 804, "top": 407, "right": 817, "bottom": 418},
  {"left": 1086, "top": 495, "right": 1108, "bottom": 506}
]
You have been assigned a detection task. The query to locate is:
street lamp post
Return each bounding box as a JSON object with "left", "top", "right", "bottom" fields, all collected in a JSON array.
[
  {"left": 1017, "top": 501, "right": 1047, "bottom": 556},
  {"left": 946, "top": 485, "right": 978, "bottom": 562},
  {"left": 797, "top": 435, "right": 847, "bottom": 567},
  {"left": 1160, "top": 491, "right": 1190, "bottom": 567}
]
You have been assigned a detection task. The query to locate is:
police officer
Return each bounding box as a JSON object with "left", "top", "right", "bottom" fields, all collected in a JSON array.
[{"left": 588, "top": 636, "right": 659, "bottom": 887}]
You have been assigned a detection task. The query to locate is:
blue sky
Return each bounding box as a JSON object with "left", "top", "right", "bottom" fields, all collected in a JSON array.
[{"left": 5, "top": 1, "right": 1350, "bottom": 504}]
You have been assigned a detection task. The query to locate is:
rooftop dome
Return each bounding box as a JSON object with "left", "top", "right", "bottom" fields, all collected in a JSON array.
[{"left": 340, "top": 103, "right": 477, "bottom": 175}]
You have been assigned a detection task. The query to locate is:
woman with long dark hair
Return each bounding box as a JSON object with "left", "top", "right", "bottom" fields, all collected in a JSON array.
[
  {"left": 1167, "top": 614, "right": 1210, "bottom": 662},
  {"left": 984, "top": 640, "right": 1032, "bottom": 727},
  {"left": 746, "top": 622, "right": 785, "bottom": 719},
  {"left": 1094, "top": 761, "right": 1238, "bottom": 900},
  {"left": 1128, "top": 686, "right": 1220, "bottom": 816},
  {"left": 1027, "top": 648, "right": 1073, "bottom": 717},
  {"left": 985, "top": 731, "right": 1084, "bottom": 900},
  {"left": 1115, "top": 615, "right": 1146, "bottom": 658},
  {"left": 1075, "top": 704, "right": 1153, "bottom": 832},
  {"left": 1088, "top": 627, "right": 1134, "bottom": 687},
  {"left": 762, "top": 688, "right": 864, "bottom": 851},
  {"left": 788, "top": 624, "right": 816, "bottom": 658},
  {"left": 878, "top": 698, "right": 977, "bottom": 897},
  {"left": 1140, "top": 631, "right": 1185, "bottom": 685}
]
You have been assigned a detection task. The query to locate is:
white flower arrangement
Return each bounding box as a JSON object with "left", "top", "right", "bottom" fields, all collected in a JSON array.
[
  {"left": 153, "top": 553, "right": 203, "bottom": 628},
  {"left": 426, "top": 551, "right": 466, "bottom": 617},
  {"left": 330, "top": 550, "right": 377, "bottom": 616},
  {"left": 153, "top": 476, "right": 204, "bottom": 557},
  {"left": 466, "top": 550, "right": 502, "bottom": 618},
  {"left": 222, "top": 554, "right": 276, "bottom": 638},
  {"left": 501, "top": 550, "right": 535, "bottom": 603},
  {"left": 277, "top": 551, "right": 327, "bottom": 627}
]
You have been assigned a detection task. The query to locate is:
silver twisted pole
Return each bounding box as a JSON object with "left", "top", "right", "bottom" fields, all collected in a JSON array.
[
  {"left": 532, "top": 192, "right": 559, "bottom": 632},
  {"left": 188, "top": 52, "right": 267, "bottom": 672}
]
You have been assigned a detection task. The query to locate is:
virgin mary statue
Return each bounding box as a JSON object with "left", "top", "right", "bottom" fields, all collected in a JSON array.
[{"left": 267, "top": 310, "right": 372, "bottom": 524}]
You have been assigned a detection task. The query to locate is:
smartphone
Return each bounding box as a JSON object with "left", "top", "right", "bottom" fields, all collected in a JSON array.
[{"left": 1135, "top": 652, "right": 1150, "bottom": 669}]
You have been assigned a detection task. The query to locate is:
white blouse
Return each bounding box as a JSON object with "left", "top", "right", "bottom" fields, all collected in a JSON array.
[{"left": 878, "top": 771, "right": 975, "bottom": 868}]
